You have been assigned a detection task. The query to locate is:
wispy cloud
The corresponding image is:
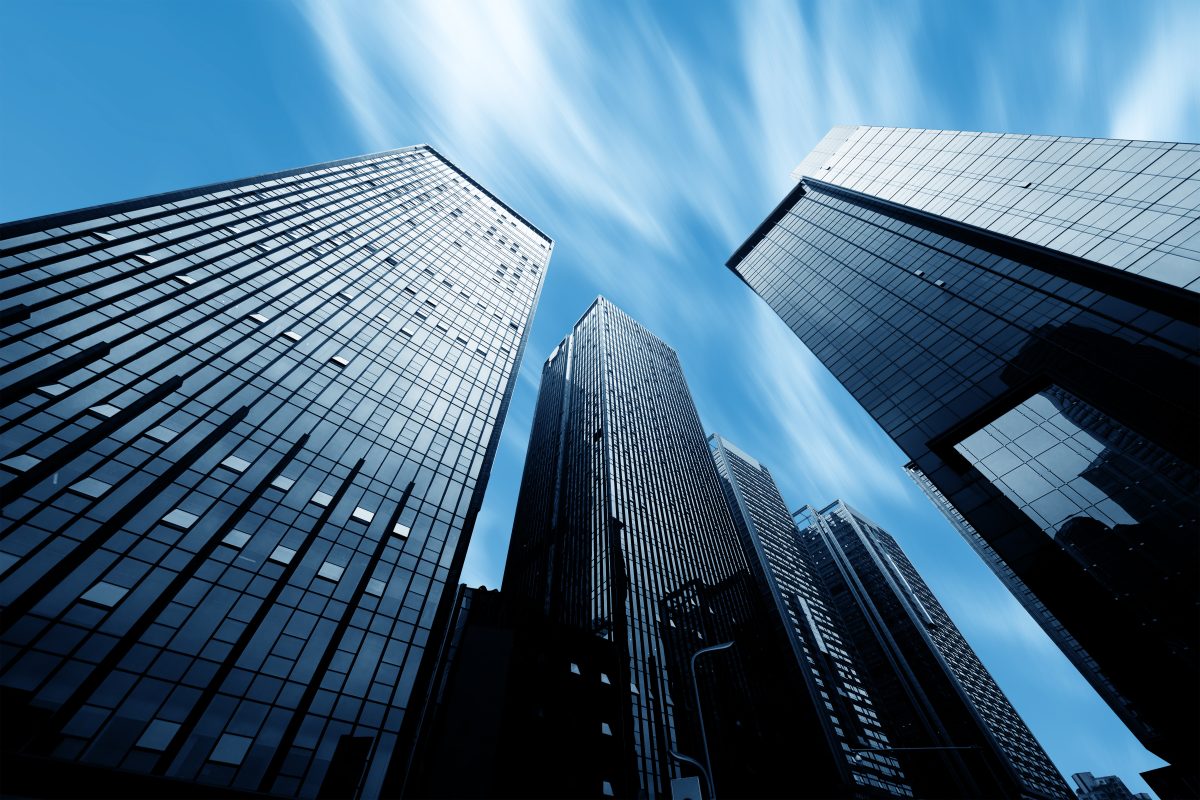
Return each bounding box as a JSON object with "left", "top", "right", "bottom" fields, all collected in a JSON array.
[
  {"left": 299, "top": 0, "right": 931, "bottom": 571},
  {"left": 739, "top": 298, "right": 914, "bottom": 504},
  {"left": 1109, "top": 1, "right": 1200, "bottom": 141}
]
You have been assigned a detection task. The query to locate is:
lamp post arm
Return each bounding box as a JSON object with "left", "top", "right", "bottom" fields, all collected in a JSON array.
[{"left": 689, "top": 640, "right": 735, "bottom": 800}]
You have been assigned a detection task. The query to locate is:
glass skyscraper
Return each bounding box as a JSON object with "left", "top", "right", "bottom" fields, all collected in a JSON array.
[
  {"left": 503, "top": 298, "right": 850, "bottom": 799},
  {"left": 798, "top": 502, "right": 1072, "bottom": 800},
  {"left": 708, "top": 434, "right": 911, "bottom": 798},
  {"left": 502, "top": 297, "right": 751, "bottom": 798},
  {"left": 729, "top": 126, "right": 1198, "bottom": 792},
  {"left": 0, "top": 145, "right": 551, "bottom": 798}
]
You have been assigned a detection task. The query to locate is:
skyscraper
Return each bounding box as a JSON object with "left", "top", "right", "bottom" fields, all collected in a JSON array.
[
  {"left": 0, "top": 145, "right": 551, "bottom": 798},
  {"left": 501, "top": 297, "right": 845, "bottom": 798},
  {"left": 798, "top": 501, "right": 1073, "bottom": 800},
  {"left": 1071, "top": 771, "right": 1153, "bottom": 800},
  {"left": 708, "top": 434, "right": 912, "bottom": 798},
  {"left": 728, "top": 126, "right": 1198, "bottom": 791}
]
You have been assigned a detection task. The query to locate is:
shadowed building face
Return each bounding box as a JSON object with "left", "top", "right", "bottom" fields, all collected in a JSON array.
[
  {"left": 728, "top": 125, "right": 1199, "bottom": 794},
  {"left": 0, "top": 145, "right": 551, "bottom": 798}
]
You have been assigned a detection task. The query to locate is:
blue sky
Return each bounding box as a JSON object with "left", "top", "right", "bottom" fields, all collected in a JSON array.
[{"left": 3, "top": 1, "right": 1197, "bottom": 794}]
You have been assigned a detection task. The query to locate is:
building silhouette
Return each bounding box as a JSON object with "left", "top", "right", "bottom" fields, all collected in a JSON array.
[
  {"left": 0, "top": 145, "right": 550, "bottom": 798},
  {"left": 708, "top": 434, "right": 912, "bottom": 798},
  {"left": 1072, "top": 771, "right": 1153, "bottom": 800},
  {"left": 798, "top": 501, "right": 1072, "bottom": 800},
  {"left": 728, "top": 126, "right": 1198, "bottom": 794},
  {"left": 494, "top": 297, "right": 852, "bottom": 798}
]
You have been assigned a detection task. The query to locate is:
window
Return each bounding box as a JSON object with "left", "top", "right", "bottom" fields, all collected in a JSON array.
[
  {"left": 311, "top": 491, "right": 334, "bottom": 507},
  {"left": 0, "top": 454, "right": 40, "bottom": 473},
  {"left": 135, "top": 253, "right": 157, "bottom": 265},
  {"left": 351, "top": 507, "right": 374, "bottom": 524},
  {"left": 270, "top": 545, "right": 296, "bottom": 565},
  {"left": 569, "top": 662, "right": 581, "bottom": 676},
  {"left": 600, "top": 722, "right": 612, "bottom": 736},
  {"left": 329, "top": 355, "right": 350, "bottom": 368},
  {"left": 162, "top": 509, "right": 199, "bottom": 530},
  {"left": 222, "top": 530, "right": 251, "bottom": 549},
  {"left": 80, "top": 581, "right": 128, "bottom": 608},
  {"left": 209, "top": 733, "right": 253, "bottom": 765},
  {"left": 281, "top": 330, "right": 302, "bottom": 342},
  {"left": 248, "top": 313, "right": 269, "bottom": 324},
  {"left": 173, "top": 275, "right": 196, "bottom": 286},
  {"left": 219, "top": 455, "right": 251, "bottom": 473},
  {"left": 366, "top": 578, "right": 387, "bottom": 597},
  {"left": 69, "top": 477, "right": 111, "bottom": 498},
  {"left": 135, "top": 719, "right": 180, "bottom": 751},
  {"left": 36, "top": 383, "right": 68, "bottom": 398},
  {"left": 271, "top": 475, "right": 295, "bottom": 491},
  {"left": 88, "top": 403, "right": 120, "bottom": 419},
  {"left": 392, "top": 523, "right": 410, "bottom": 538},
  {"left": 317, "top": 562, "right": 345, "bottom": 582},
  {"left": 146, "top": 425, "right": 178, "bottom": 443}
]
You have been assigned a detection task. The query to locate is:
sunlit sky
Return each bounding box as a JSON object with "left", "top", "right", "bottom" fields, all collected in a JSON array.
[{"left": 4, "top": 1, "right": 1197, "bottom": 794}]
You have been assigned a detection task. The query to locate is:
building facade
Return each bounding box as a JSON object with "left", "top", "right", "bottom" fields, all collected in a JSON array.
[
  {"left": 708, "top": 434, "right": 911, "bottom": 798},
  {"left": 1072, "top": 771, "right": 1153, "bottom": 800},
  {"left": 798, "top": 501, "right": 1072, "bottom": 800},
  {"left": 0, "top": 145, "right": 551, "bottom": 798},
  {"left": 502, "top": 298, "right": 848, "bottom": 798},
  {"left": 728, "top": 126, "right": 1198, "bottom": 790}
]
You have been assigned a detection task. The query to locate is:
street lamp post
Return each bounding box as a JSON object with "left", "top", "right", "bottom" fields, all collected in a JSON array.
[{"left": 688, "top": 640, "right": 735, "bottom": 800}]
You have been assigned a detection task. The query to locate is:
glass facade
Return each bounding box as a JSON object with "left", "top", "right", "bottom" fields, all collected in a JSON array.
[
  {"left": 799, "top": 502, "right": 1072, "bottom": 800},
  {"left": 0, "top": 145, "right": 551, "bottom": 797},
  {"left": 709, "top": 434, "right": 911, "bottom": 797},
  {"left": 794, "top": 126, "right": 1200, "bottom": 290},
  {"left": 729, "top": 126, "right": 1198, "bottom": 786},
  {"left": 503, "top": 298, "right": 772, "bottom": 798}
]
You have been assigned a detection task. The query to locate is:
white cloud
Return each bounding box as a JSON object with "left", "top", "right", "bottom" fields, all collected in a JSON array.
[
  {"left": 742, "top": 298, "right": 913, "bottom": 504},
  {"left": 1109, "top": 2, "right": 1200, "bottom": 141}
]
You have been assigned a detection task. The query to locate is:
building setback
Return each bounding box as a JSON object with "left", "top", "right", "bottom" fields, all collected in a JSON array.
[
  {"left": 1071, "top": 771, "right": 1153, "bottom": 800},
  {"left": 708, "top": 434, "right": 911, "bottom": 798},
  {"left": 0, "top": 145, "right": 550, "bottom": 798},
  {"left": 499, "top": 297, "right": 846, "bottom": 798},
  {"left": 798, "top": 501, "right": 1073, "bottom": 800},
  {"left": 728, "top": 125, "right": 1198, "bottom": 794}
]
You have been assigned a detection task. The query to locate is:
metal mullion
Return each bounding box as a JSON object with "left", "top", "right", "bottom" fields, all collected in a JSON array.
[
  {"left": 0, "top": 230, "right": 426, "bottom": 546},
  {"left": 1, "top": 179, "right": 437, "bottom": 438},
  {"left": 151, "top": 459, "right": 366, "bottom": 778},
  {"left": 1, "top": 156, "right": 440, "bottom": 354},
  {"left": 0, "top": 150, "right": 427, "bottom": 265},
  {"left": 0, "top": 405, "right": 250, "bottom": 637}
]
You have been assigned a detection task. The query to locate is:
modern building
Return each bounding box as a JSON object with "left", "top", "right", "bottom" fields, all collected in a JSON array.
[
  {"left": 708, "top": 434, "right": 912, "bottom": 798},
  {"left": 798, "top": 501, "right": 1073, "bottom": 800},
  {"left": 1072, "top": 771, "right": 1153, "bottom": 800},
  {"left": 398, "top": 585, "right": 624, "bottom": 799},
  {"left": 0, "top": 145, "right": 551, "bottom": 798},
  {"left": 728, "top": 126, "right": 1199, "bottom": 792},
  {"left": 499, "top": 297, "right": 850, "bottom": 799}
]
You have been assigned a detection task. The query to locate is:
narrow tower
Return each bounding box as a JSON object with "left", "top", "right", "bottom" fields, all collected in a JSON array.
[{"left": 798, "top": 501, "right": 1073, "bottom": 800}]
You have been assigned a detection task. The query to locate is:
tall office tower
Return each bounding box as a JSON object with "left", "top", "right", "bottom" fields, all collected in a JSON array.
[
  {"left": 0, "top": 145, "right": 551, "bottom": 799},
  {"left": 798, "top": 501, "right": 1073, "bottom": 800},
  {"left": 1072, "top": 771, "right": 1153, "bottom": 800},
  {"left": 728, "top": 126, "right": 1199, "bottom": 791},
  {"left": 501, "top": 297, "right": 842, "bottom": 799},
  {"left": 708, "top": 434, "right": 912, "bottom": 798}
]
